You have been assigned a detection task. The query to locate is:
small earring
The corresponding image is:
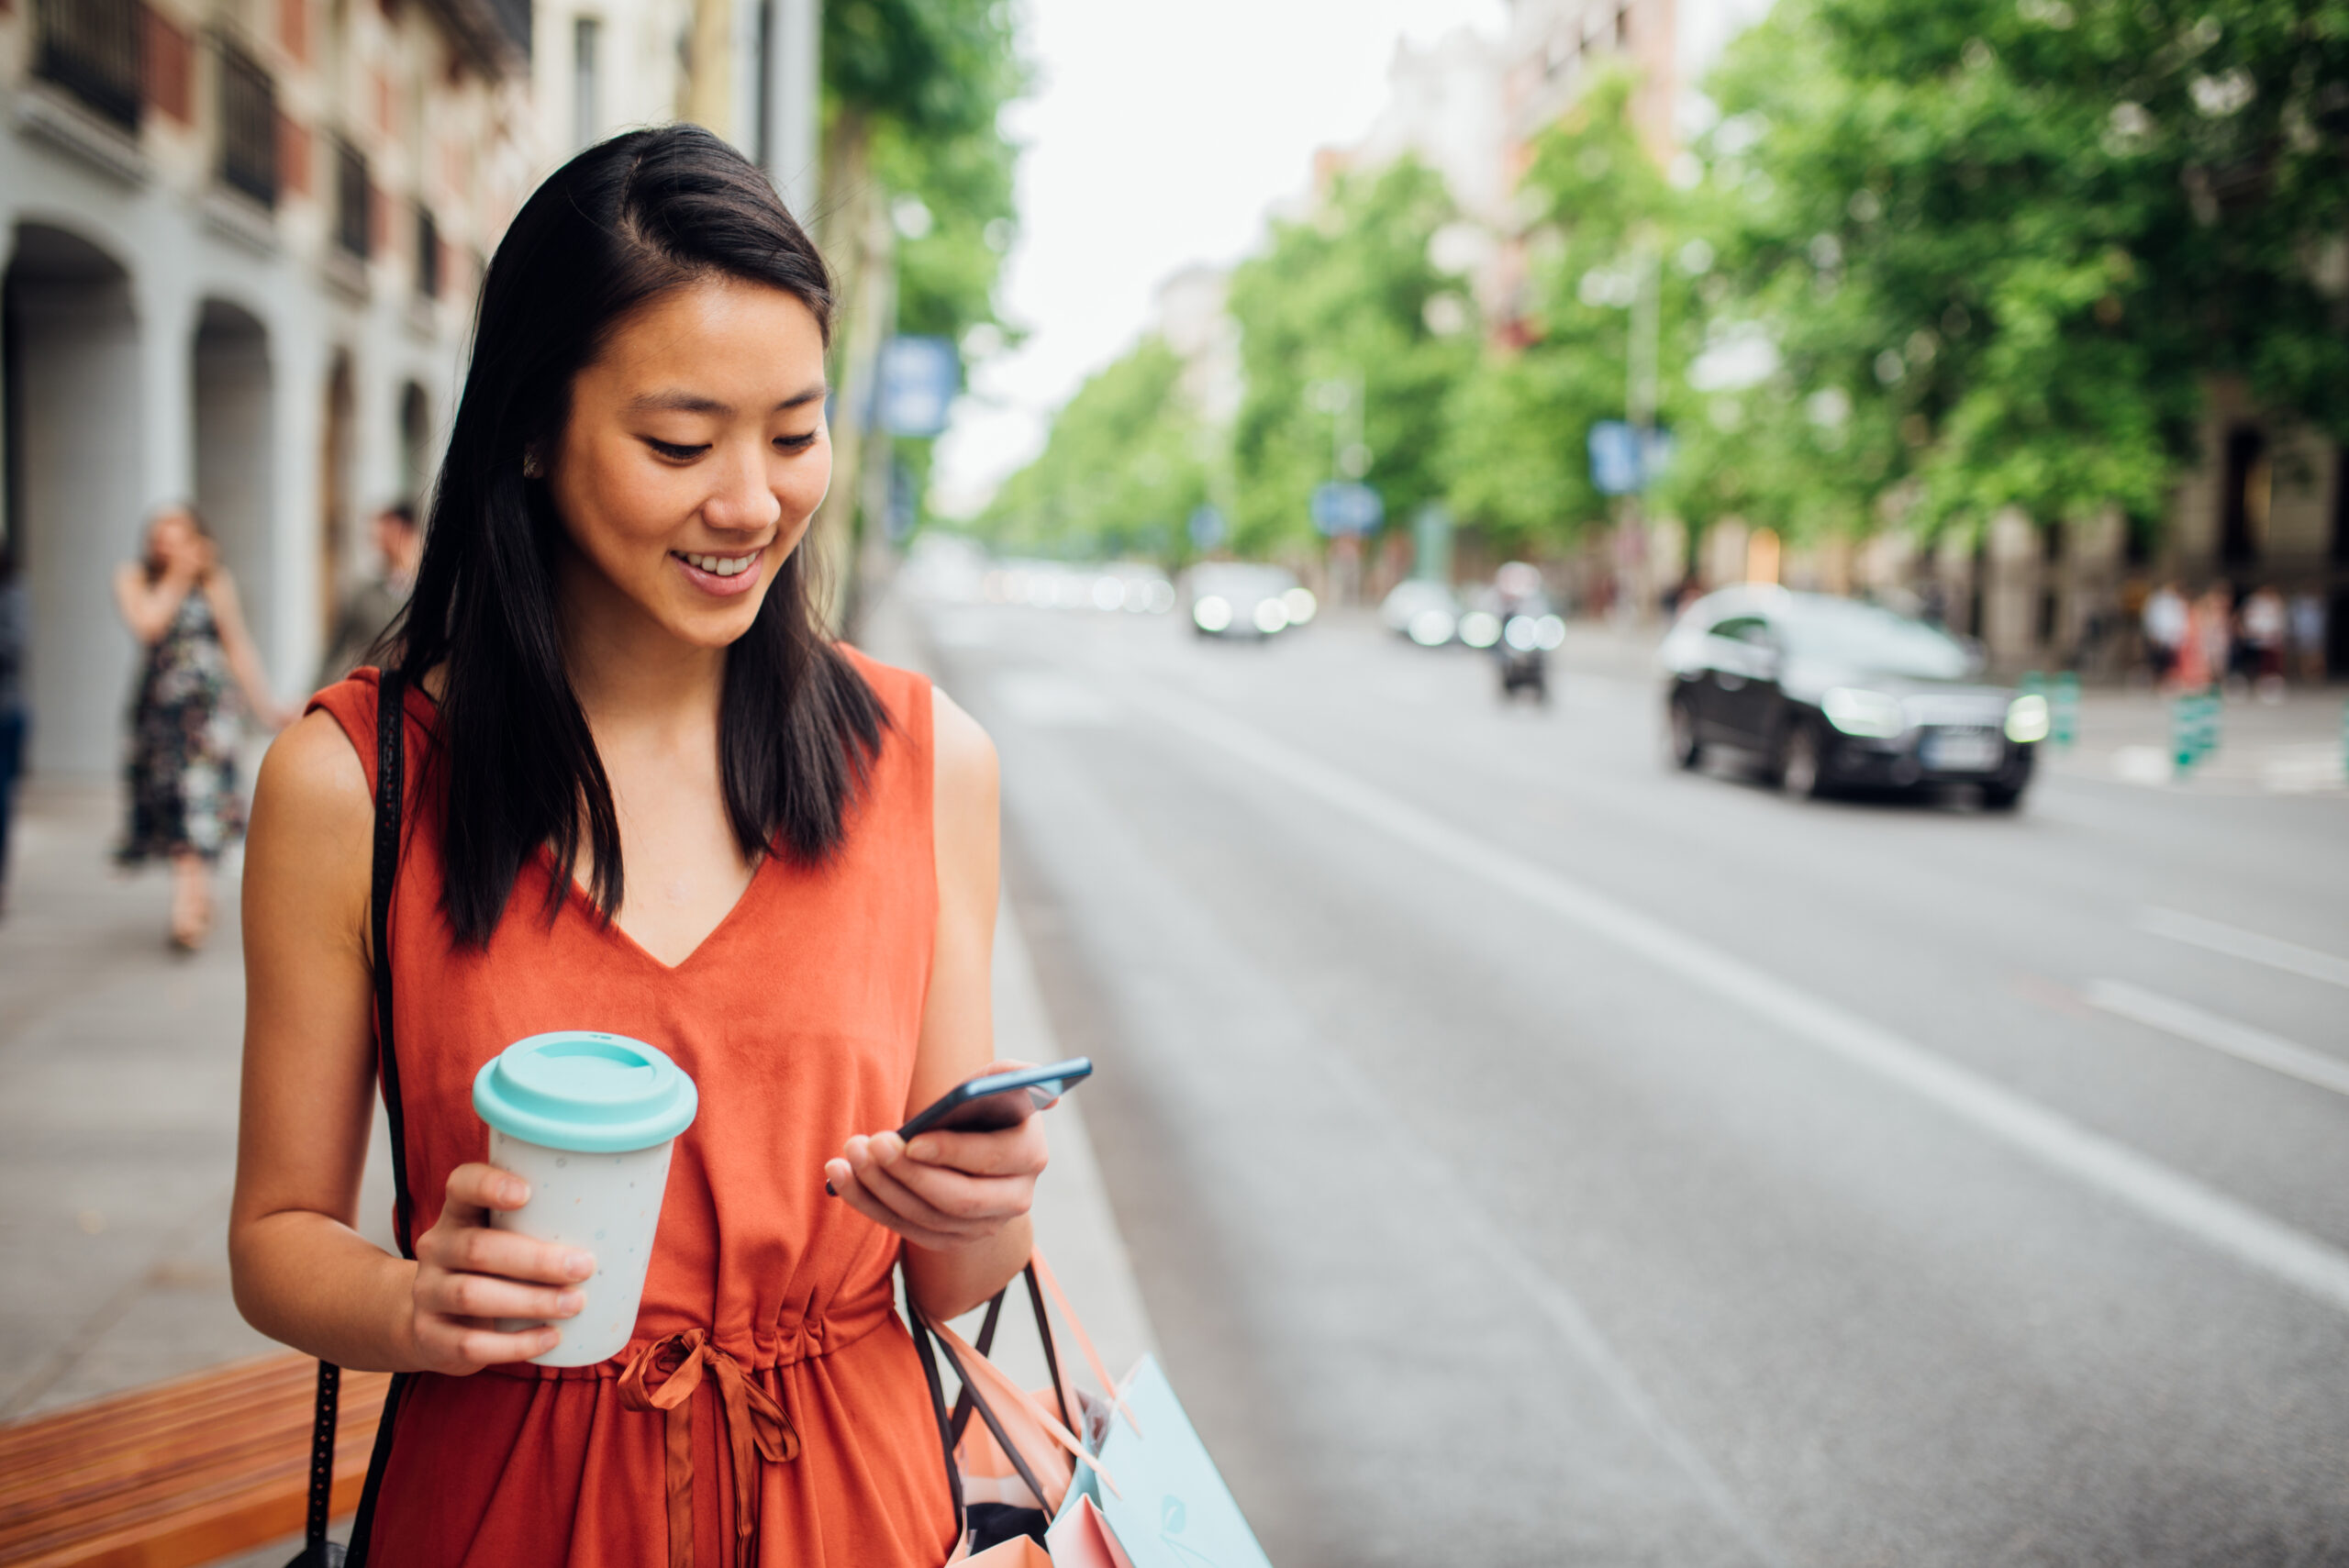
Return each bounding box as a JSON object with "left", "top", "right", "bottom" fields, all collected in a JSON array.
[{"left": 522, "top": 451, "right": 544, "bottom": 479}]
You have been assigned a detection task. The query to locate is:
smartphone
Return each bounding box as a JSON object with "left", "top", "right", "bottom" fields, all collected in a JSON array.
[{"left": 897, "top": 1058, "right": 1093, "bottom": 1140}]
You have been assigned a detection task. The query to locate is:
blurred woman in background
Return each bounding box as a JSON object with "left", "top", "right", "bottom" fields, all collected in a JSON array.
[{"left": 112, "top": 505, "right": 289, "bottom": 950}]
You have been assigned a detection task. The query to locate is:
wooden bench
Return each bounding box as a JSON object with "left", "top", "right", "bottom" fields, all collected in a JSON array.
[{"left": 0, "top": 1352, "right": 389, "bottom": 1568}]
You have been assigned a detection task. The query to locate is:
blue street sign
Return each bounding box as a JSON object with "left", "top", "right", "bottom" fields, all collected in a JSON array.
[
  {"left": 1187, "top": 505, "right": 1227, "bottom": 550},
  {"left": 1310, "top": 481, "right": 1384, "bottom": 536},
  {"left": 877, "top": 336, "right": 960, "bottom": 437},
  {"left": 1588, "top": 421, "right": 1675, "bottom": 495}
]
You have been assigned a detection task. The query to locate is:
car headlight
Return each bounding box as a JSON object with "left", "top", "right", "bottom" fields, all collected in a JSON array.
[
  {"left": 1821, "top": 686, "right": 1906, "bottom": 739},
  {"left": 1533, "top": 614, "right": 1565, "bottom": 651},
  {"left": 1193, "top": 595, "right": 1232, "bottom": 631},
  {"left": 1252, "top": 597, "right": 1290, "bottom": 634},
  {"left": 1282, "top": 587, "right": 1318, "bottom": 625},
  {"left": 2005, "top": 692, "right": 2050, "bottom": 744},
  {"left": 1459, "top": 610, "right": 1501, "bottom": 649},
  {"left": 1408, "top": 607, "right": 1455, "bottom": 646}
]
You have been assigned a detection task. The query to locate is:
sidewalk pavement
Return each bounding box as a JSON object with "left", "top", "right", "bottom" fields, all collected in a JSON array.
[
  {"left": 0, "top": 655, "right": 1152, "bottom": 1562},
  {"left": 1559, "top": 615, "right": 2348, "bottom": 796}
]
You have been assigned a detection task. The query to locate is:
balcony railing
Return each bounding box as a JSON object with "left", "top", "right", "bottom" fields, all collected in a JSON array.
[
  {"left": 334, "top": 138, "right": 371, "bottom": 260},
  {"left": 35, "top": 0, "right": 144, "bottom": 131},
  {"left": 217, "top": 41, "right": 277, "bottom": 207}
]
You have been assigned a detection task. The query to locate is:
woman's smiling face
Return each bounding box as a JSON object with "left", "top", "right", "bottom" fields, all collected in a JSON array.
[{"left": 547, "top": 276, "right": 829, "bottom": 649}]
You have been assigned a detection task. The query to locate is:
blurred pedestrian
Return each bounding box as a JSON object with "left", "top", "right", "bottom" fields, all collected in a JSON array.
[
  {"left": 2289, "top": 590, "right": 2327, "bottom": 684},
  {"left": 112, "top": 504, "right": 292, "bottom": 951},
  {"left": 0, "top": 556, "right": 26, "bottom": 920},
  {"left": 313, "top": 501, "right": 421, "bottom": 690},
  {"left": 2241, "top": 584, "right": 2287, "bottom": 702},
  {"left": 2142, "top": 580, "right": 2186, "bottom": 686},
  {"left": 2190, "top": 582, "right": 2234, "bottom": 695}
]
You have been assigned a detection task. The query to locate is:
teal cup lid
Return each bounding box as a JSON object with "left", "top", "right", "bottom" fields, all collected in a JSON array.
[{"left": 473, "top": 1031, "right": 698, "bottom": 1153}]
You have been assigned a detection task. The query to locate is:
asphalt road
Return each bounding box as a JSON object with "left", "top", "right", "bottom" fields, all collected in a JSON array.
[{"left": 915, "top": 597, "right": 2349, "bottom": 1568}]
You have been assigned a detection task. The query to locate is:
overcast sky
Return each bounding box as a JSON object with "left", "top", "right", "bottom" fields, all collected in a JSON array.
[{"left": 926, "top": 0, "right": 1510, "bottom": 517}]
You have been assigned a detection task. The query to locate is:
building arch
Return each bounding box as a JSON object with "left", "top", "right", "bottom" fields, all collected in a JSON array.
[
  {"left": 397, "top": 378, "right": 432, "bottom": 508},
  {"left": 193, "top": 298, "right": 278, "bottom": 675},
  {"left": 3, "top": 221, "right": 144, "bottom": 775}
]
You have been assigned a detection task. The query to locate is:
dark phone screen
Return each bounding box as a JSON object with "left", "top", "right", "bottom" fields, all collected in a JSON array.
[{"left": 898, "top": 1060, "right": 1092, "bottom": 1140}]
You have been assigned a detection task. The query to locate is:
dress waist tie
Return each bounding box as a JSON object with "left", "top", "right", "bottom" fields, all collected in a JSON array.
[{"left": 618, "top": 1329, "right": 800, "bottom": 1568}]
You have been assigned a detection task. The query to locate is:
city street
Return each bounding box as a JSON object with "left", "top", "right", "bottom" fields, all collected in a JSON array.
[{"left": 918, "top": 596, "right": 2349, "bottom": 1567}]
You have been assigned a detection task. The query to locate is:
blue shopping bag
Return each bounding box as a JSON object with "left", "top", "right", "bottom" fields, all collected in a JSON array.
[{"left": 1057, "top": 1355, "right": 1273, "bottom": 1568}]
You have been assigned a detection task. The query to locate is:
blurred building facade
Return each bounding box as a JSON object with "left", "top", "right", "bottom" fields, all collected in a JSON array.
[
  {"left": 0, "top": 0, "right": 532, "bottom": 775},
  {"left": 0, "top": 0, "right": 818, "bottom": 778}
]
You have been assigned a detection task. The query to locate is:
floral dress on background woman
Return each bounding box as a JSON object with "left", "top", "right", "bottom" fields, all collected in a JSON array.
[{"left": 118, "top": 587, "right": 247, "bottom": 865}]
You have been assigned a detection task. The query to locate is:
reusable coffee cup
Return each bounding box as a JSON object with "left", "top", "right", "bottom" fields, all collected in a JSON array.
[{"left": 472, "top": 1030, "right": 698, "bottom": 1367}]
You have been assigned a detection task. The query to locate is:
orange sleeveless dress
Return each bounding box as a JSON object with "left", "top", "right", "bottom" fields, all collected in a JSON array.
[{"left": 309, "top": 653, "right": 957, "bottom": 1568}]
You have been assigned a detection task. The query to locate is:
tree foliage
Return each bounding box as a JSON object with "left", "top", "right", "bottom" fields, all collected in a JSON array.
[
  {"left": 1687, "top": 0, "right": 2349, "bottom": 542},
  {"left": 1225, "top": 158, "right": 1473, "bottom": 556},
  {"left": 977, "top": 339, "right": 1212, "bottom": 559}
]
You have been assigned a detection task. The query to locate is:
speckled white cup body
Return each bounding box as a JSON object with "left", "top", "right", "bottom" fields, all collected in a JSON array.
[{"left": 488, "top": 1129, "right": 675, "bottom": 1366}]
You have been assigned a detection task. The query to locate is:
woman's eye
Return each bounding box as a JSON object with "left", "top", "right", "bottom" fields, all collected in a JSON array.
[
  {"left": 774, "top": 432, "right": 818, "bottom": 453},
  {"left": 645, "top": 438, "right": 708, "bottom": 462}
]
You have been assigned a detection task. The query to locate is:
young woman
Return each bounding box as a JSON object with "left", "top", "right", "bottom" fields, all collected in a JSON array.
[
  {"left": 230, "top": 127, "right": 1041, "bottom": 1567},
  {"left": 113, "top": 505, "right": 290, "bottom": 949}
]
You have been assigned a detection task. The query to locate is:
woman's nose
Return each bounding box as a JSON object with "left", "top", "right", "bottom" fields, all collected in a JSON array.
[{"left": 702, "top": 443, "right": 783, "bottom": 535}]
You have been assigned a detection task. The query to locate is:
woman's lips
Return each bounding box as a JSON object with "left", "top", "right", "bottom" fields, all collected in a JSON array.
[{"left": 670, "top": 549, "right": 765, "bottom": 597}]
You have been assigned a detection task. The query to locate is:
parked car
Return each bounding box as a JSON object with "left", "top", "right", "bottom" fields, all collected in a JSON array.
[
  {"left": 1379, "top": 579, "right": 1460, "bottom": 646},
  {"left": 1185, "top": 563, "right": 1316, "bottom": 639},
  {"left": 1659, "top": 587, "right": 2044, "bottom": 807}
]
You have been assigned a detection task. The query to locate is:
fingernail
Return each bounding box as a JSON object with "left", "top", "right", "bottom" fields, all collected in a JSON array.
[
  {"left": 557, "top": 1291, "right": 584, "bottom": 1316},
  {"left": 907, "top": 1137, "right": 936, "bottom": 1162},
  {"left": 874, "top": 1133, "right": 903, "bottom": 1162},
  {"left": 563, "top": 1251, "right": 595, "bottom": 1279},
  {"left": 502, "top": 1179, "right": 529, "bottom": 1206}
]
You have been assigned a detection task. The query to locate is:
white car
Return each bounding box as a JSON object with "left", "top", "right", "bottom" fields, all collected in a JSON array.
[
  {"left": 1379, "top": 579, "right": 1461, "bottom": 647},
  {"left": 1184, "top": 563, "right": 1318, "bottom": 639}
]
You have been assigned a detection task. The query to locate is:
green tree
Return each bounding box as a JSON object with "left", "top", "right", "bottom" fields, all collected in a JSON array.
[
  {"left": 1226, "top": 158, "right": 1472, "bottom": 557},
  {"left": 1685, "top": 0, "right": 2349, "bottom": 545},
  {"left": 1443, "top": 71, "right": 1708, "bottom": 555},
  {"left": 977, "top": 338, "right": 1212, "bottom": 561},
  {"left": 817, "top": 0, "right": 1024, "bottom": 572}
]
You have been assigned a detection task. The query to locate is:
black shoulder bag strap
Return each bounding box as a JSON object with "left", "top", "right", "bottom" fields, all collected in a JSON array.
[{"left": 287, "top": 670, "right": 416, "bottom": 1568}]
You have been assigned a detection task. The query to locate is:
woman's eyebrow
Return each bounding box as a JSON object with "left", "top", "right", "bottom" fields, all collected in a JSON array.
[
  {"left": 624, "top": 384, "right": 828, "bottom": 416},
  {"left": 627, "top": 390, "right": 732, "bottom": 417}
]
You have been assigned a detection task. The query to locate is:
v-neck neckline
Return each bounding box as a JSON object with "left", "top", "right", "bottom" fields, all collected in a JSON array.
[{"left": 543, "top": 845, "right": 770, "bottom": 974}]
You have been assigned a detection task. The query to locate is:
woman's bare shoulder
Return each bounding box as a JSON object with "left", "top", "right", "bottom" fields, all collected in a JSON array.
[
  {"left": 930, "top": 686, "right": 998, "bottom": 796},
  {"left": 251, "top": 709, "right": 372, "bottom": 850}
]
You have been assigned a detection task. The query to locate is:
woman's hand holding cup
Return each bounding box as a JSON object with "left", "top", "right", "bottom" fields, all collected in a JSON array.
[
  {"left": 405, "top": 1162, "right": 596, "bottom": 1373},
  {"left": 827, "top": 1062, "right": 1050, "bottom": 1253}
]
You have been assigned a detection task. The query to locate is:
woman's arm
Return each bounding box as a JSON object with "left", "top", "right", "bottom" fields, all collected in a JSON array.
[
  {"left": 205, "top": 573, "right": 294, "bottom": 728},
  {"left": 231, "top": 711, "right": 593, "bottom": 1372},
  {"left": 828, "top": 687, "right": 1044, "bottom": 1323},
  {"left": 113, "top": 562, "right": 192, "bottom": 646}
]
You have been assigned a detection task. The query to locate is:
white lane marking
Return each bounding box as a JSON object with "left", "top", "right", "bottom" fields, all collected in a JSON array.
[
  {"left": 1126, "top": 682, "right": 2349, "bottom": 1318},
  {"left": 1309, "top": 1046, "right": 1794, "bottom": 1568},
  {"left": 2136, "top": 907, "right": 2349, "bottom": 991},
  {"left": 2084, "top": 980, "right": 2349, "bottom": 1100}
]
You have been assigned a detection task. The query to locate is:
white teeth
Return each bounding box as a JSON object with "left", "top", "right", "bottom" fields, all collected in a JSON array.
[{"left": 681, "top": 552, "right": 754, "bottom": 577}]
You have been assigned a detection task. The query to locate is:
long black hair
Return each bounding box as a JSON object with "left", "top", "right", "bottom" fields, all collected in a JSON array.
[{"left": 394, "top": 125, "right": 886, "bottom": 947}]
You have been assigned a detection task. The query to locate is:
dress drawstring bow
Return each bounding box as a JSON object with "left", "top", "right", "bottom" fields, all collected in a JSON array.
[{"left": 619, "top": 1329, "right": 799, "bottom": 1568}]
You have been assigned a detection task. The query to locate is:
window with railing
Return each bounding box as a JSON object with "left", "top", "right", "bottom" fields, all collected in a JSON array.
[
  {"left": 34, "top": 0, "right": 144, "bottom": 130},
  {"left": 217, "top": 40, "right": 278, "bottom": 206},
  {"left": 415, "top": 204, "right": 441, "bottom": 299},
  {"left": 334, "top": 138, "right": 371, "bottom": 259}
]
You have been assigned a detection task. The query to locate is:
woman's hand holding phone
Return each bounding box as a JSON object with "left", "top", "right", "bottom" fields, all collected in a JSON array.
[
  {"left": 827, "top": 1060, "right": 1051, "bottom": 1252},
  {"left": 401, "top": 1162, "right": 596, "bottom": 1373}
]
